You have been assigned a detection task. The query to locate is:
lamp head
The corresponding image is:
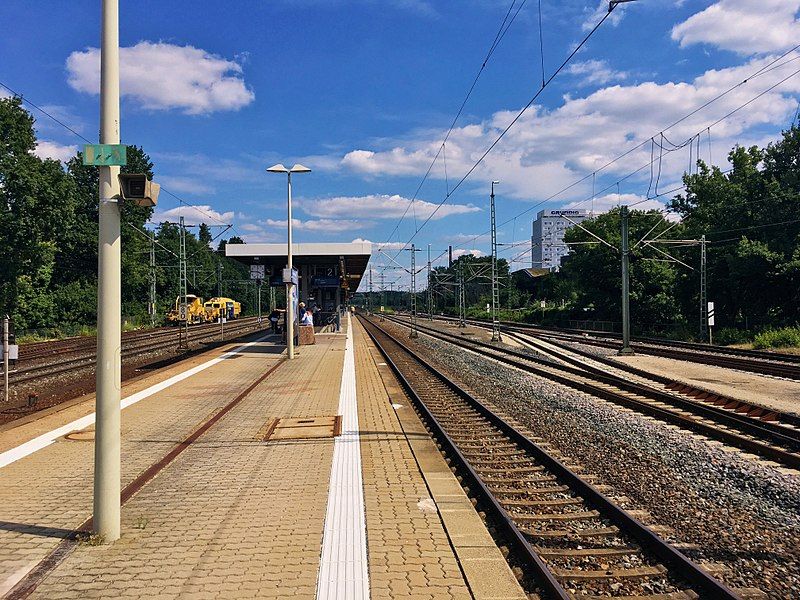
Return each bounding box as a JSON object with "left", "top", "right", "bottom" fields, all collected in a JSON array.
[
  {"left": 266, "top": 163, "right": 289, "bottom": 173},
  {"left": 290, "top": 164, "right": 312, "bottom": 173},
  {"left": 492, "top": 180, "right": 500, "bottom": 185}
]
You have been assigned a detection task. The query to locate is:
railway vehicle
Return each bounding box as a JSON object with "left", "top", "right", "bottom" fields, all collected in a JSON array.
[
  {"left": 203, "top": 297, "right": 242, "bottom": 321},
  {"left": 167, "top": 295, "right": 209, "bottom": 324}
]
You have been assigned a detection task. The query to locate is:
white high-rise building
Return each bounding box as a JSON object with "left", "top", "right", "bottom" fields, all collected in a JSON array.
[{"left": 531, "top": 209, "right": 589, "bottom": 270}]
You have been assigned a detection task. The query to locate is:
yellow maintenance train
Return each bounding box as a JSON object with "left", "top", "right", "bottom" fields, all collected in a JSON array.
[{"left": 167, "top": 295, "right": 242, "bottom": 324}]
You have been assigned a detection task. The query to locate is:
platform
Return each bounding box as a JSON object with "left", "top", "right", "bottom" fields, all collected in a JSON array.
[{"left": 0, "top": 316, "right": 525, "bottom": 599}]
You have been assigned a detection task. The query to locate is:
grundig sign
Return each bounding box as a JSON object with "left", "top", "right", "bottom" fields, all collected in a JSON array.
[{"left": 547, "top": 210, "right": 583, "bottom": 216}]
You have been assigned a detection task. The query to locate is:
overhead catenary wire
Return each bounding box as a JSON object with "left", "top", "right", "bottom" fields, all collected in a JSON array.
[
  {"left": 382, "top": 0, "right": 530, "bottom": 246},
  {"left": 461, "top": 55, "right": 800, "bottom": 257},
  {"left": 389, "top": 4, "right": 620, "bottom": 262}
]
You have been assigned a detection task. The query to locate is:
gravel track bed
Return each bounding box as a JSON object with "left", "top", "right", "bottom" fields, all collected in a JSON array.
[{"left": 382, "top": 321, "right": 800, "bottom": 598}]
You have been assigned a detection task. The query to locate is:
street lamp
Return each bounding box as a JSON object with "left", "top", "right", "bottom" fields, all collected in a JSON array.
[{"left": 267, "top": 163, "right": 311, "bottom": 360}]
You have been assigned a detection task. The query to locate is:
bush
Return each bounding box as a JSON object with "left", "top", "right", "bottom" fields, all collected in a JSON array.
[
  {"left": 714, "top": 328, "right": 754, "bottom": 346},
  {"left": 753, "top": 327, "right": 800, "bottom": 349}
]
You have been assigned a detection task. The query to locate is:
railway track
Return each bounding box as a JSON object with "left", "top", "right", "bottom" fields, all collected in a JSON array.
[
  {"left": 383, "top": 315, "right": 800, "bottom": 470},
  {"left": 6, "top": 317, "right": 269, "bottom": 387},
  {"left": 427, "top": 315, "right": 800, "bottom": 380},
  {"left": 360, "top": 315, "right": 748, "bottom": 599}
]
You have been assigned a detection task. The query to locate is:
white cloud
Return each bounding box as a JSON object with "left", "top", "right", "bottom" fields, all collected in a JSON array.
[
  {"left": 352, "top": 238, "right": 407, "bottom": 251},
  {"left": 566, "top": 59, "right": 628, "bottom": 86},
  {"left": 582, "top": 0, "right": 628, "bottom": 32},
  {"left": 672, "top": 0, "right": 800, "bottom": 55},
  {"left": 33, "top": 140, "right": 78, "bottom": 162},
  {"left": 150, "top": 204, "right": 233, "bottom": 226},
  {"left": 297, "top": 194, "right": 480, "bottom": 220},
  {"left": 452, "top": 248, "right": 485, "bottom": 258},
  {"left": 332, "top": 54, "right": 800, "bottom": 202},
  {"left": 264, "top": 218, "right": 367, "bottom": 232},
  {"left": 66, "top": 41, "right": 254, "bottom": 114}
]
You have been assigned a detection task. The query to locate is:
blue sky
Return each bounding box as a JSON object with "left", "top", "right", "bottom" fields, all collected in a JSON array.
[{"left": 2, "top": 1, "right": 799, "bottom": 287}]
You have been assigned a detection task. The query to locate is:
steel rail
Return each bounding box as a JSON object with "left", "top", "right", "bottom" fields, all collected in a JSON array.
[
  {"left": 360, "top": 315, "right": 740, "bottom": 600},
  {"left": 504, "top": 328, "right": 800, "bottom": 431},
  {"left": 6, "top": 319, "right": 270, "bottom": 386},
  {"left": 426, "top": 313, "right": 800, "bottom": 376},
  {"left": 383, "top": 315, "right": 800, "bottom": 469}
]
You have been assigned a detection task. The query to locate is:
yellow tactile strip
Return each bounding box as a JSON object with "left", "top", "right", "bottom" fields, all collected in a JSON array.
[{"left": 353, "top": 319, "right": 528, "bottom": 600}]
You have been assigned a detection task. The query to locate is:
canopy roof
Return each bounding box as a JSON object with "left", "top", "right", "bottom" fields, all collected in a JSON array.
[{"left": 225, "top": 242, "right": 372, "bottom": 291}]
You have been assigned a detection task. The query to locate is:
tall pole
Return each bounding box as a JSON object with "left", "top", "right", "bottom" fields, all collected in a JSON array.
[
  {"left": 410, "top": 245, "right": 418, "bottom": 338},
  {"left": 217, "top": 260, "right": 222, "bottom": 297},
  {"left": 178, "top": 216, "right": 189, "bottom": 349},
  {"left": 3, "top": 315, "right": 9, "bottom": 403},
  {"left": 367, "top": 268, "right": 373, "bottom": 313},
  {"left": 427, "top": 244, "right": 432, "bottom": 320},
  {"left": 380, "top": 271, "right": 386, "bottom": 321},
  {"left": 458, "top": 261, "right": 466, "bottom": 328},
  {"left": 700, "top": 234, "right": 708, "bottom": 342},
  {"left": 257, "top": 279, "right": 262, "bottom": 323},
  {"left": 149, "top": 231, "right": 156, "bottom": 327},
  {"left": 269, "top": 285, "right": 276, "bottom": 312},
  {"left": 286, "top": 172, "right": 295, "bottom": 359},
  {"left": 490, "top": 181, "right": 501, "bottom": 342},
  {"left": 95, "top": 0, "right": 122, "bottom": 542},
  {"left": 619, "top": 205, "right": 634, "bottom": 355}
]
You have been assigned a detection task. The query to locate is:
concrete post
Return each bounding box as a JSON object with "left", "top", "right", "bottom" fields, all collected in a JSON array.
[
  {"left": 94, "top": 0, "right": 122, "bottom": 542},
  {"left": 619, "top": 205, "right": 634, "bottom": 355}
]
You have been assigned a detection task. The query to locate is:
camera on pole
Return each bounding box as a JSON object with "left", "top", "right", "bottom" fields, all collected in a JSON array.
[{"left": 118, "top": 173, "right": 160, "bottom": 207}]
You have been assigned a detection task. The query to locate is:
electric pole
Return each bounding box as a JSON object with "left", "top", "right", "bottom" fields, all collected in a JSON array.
[
  {"left": 368, "top": 267, "right": 373, "bottom": 314},
  {"left": 410, "top": 244, "right": 418, "bottom": 338},
  {"left": 178, "top": 216, "right": 189, "bottom": 350},
  {"left": 427, "top": 244, "right": 433, "bottom": 320},
  {"left": 490, "top": 181, "right": 501, "bottom": 342},
  {"left": 619, "top": 205, "right": 634, "bottom": 355},
  {"left": 217, "top": 260, "right": 222, "bottom": 297},
  {"left": 149, "top": 231, "right": 157, "bottom": 327},
  {"left": 458, "top": 260, "right": 466, "bottom": 328},
  {"left": 94, "top": 0, "right": 122, "bottom": 542},
  {"left": 700, "top": 234, "right": 708, "bottom": 342},
  {"left": 380, "top": 271, "right": 386, "bottom": 321}
]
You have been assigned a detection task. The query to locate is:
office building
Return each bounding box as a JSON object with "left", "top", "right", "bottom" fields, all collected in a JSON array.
[{"left": 531, "top": 209, "right": 589, "bottom": 270}]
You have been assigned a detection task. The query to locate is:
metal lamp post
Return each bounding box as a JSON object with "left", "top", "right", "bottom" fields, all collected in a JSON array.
[{"left": 267, "top": 163, "right": 311, "bottom": 360}]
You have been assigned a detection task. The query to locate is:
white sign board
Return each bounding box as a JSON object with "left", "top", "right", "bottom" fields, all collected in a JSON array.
[
  {"left": 540, "top": 300, "right": 546, "bottom": 308},
  {"left": 179, "top": 303, "right": 188, "bottom": 321},
  {"left": 707, "top": 301, "right": 715, "bottom": 326},
  {"left": 250, "top": 264, "right": 265, "bottom": 280},
  {"left": 283, "top": 267, "right": 299, "bottom": 285},
  {"left": 8, "top": 344, "right": 18, "bottom": 360}
]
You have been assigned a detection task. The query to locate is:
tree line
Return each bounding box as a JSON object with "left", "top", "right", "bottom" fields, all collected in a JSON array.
[{"left": 0, "top": 97, "right": 252, "bottom": 333}]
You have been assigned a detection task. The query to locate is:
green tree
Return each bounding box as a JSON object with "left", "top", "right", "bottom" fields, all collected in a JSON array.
[{"left": 0, "top": 97, "right": 80, "bottom": 328}]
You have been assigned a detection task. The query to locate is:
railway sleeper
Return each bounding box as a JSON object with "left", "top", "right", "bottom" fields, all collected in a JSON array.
[{"left": 550, "top": 564, "right": 667, "bottom": 581}]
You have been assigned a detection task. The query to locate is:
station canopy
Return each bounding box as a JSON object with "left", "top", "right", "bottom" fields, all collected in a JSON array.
[{"left": 225, "top": 242, "right": 372, "bottom": 293}]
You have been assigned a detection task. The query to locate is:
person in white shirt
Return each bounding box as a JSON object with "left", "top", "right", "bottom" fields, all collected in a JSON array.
[{"left": 300, "top": 310, "right": 314, "bottom": 326}]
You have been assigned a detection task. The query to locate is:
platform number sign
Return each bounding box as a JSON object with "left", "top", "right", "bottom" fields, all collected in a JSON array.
[
  {"left": 82, "top": 144, "right": 127, "bottom": 167},
  {"left": 707, "top": 301, "right": 715, "bottom": 326}
]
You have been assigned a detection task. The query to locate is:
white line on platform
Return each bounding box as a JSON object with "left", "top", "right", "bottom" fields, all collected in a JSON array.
[
  {"left": 316, "top": 314, "right": 370, "bottom": 600},
  {"left": 0, "top": 334, "right": 271, "bottom": 470}
]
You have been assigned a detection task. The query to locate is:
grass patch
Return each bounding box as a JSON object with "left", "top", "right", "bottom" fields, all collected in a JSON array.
[{"left": 752, "top": 327, "right": 800, "bottom": 349}]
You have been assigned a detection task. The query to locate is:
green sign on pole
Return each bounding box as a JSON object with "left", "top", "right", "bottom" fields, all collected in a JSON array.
[{"left": 83, "top": 144, "right": 127, "bottom": 167}]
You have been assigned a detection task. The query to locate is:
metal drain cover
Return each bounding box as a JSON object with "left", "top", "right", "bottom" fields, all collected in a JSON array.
[{"left": 263, "top": 416, "right": 342, "bottom": 441}]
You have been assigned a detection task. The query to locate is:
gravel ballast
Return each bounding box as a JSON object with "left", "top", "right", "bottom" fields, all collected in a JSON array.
[{"left": 383, "top": 320, "right": 800, "bottom": 598}]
